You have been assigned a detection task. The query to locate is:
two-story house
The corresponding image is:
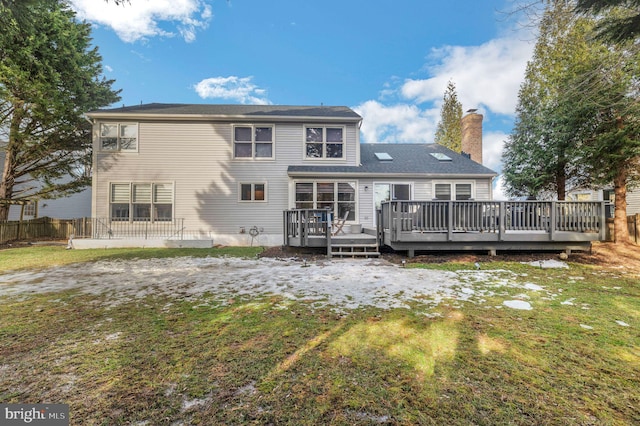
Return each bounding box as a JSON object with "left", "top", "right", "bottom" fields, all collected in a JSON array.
[{"left": 84, "top": 103, "right": 497, "bottom": 247}]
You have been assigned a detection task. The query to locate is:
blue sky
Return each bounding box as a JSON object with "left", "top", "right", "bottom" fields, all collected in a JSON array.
[{"left": 70, "top": 0, "right": 539, "bottom": 198}]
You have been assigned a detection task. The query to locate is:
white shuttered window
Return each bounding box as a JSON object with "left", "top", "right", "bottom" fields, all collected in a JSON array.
[{"left": 110, "top": 183, "right": 173, "bottom": 222}]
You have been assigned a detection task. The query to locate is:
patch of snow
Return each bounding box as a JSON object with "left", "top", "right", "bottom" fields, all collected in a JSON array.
[
  {"left": 615, "top": 320, "right": 630, "bottom": 327},
  {"left": 105, "top": 332, "right": 122, "bottom": 341},
  {"left": 503, "top": 300, "right": 533, "bottom": 310},
  {"left": 579, "top": 324, "right": 594, "bottom": 330},
  {"left": 0, "top": 257, "right": 559, "bottom": 313},
  {"left": 235, "top": 381, "right": 257, "bottom": 396},
  {"left": 561, "top": 298, "right": 576, "bottom": 306},
  {"left": 182, "top": 396, "right": 209, "bottom": 410},
  {"left": 521, "top": 259, "right": 569, "bottom": 269},
  {"left": 524, "top": 283, "right": 544, "bottom": 291}
]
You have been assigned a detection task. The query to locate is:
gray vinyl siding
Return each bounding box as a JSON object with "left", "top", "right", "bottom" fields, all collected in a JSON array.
[
  {"left": 7, "top": 189, "right": 91, "bottom": 221},
  {"left": 627, "top": 190, "right": 640, "bottom": 215},
  {"left": 93, "top": 120, "right": 360, "bottom": 238}
]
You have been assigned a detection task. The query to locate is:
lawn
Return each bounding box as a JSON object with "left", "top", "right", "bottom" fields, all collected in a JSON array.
[{"left": 0, "top": 245, "right": 638, "bottom": 425}]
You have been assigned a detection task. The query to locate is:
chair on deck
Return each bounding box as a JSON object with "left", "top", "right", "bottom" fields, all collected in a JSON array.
[{"left": 332, "top": 210, "right": 350, "bottom": 236}]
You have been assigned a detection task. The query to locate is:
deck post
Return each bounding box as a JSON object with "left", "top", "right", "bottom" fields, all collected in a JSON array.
[
  {"left": 298, "top": 211, "right": 304, "bottom": 246},
  {"left": 326, "top": 217, "right": 332, "bottom": 259},
  {"left": 550, "top": 201, "right": 557, "bottom": 241},
  {"left": 447, "top": 201, "right": 453, "bottom": 241},
  {"left": 599, "top": 201, "right": 607, "bottom": 242},
  {"left": 391, "top": 202, "right": 398, "bottom": 242},
  {"left": 498, "top": 202, "right": 506, "bottom": 241},
  {"left": 283, "top": 211, "right": 288, "bottom": 246}
]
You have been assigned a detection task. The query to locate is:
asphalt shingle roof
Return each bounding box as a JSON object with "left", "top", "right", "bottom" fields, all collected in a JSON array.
[
  {"left": 288, "top": 143, "right": 497, "bottom": 177},
  {"left": 89, "top": 103, "right": 362, "bottom": 120}
]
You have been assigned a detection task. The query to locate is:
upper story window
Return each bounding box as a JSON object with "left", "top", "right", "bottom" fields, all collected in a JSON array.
[
  {"left": 305, "top": 126, "right": 344, "bottom": 159},
  {"left": 100, "top": 123, "right": 138, "bottom": 152},
  {"left": 234, "top": 125, "right": 274, "bottom": 159}
]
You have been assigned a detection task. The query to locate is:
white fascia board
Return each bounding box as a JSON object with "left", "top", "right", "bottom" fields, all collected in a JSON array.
[
  {"left": 287, "top": 171, "right": 497, "bottom": 179},
  {"left": 85, "top": 112, "right": 363, "bottom": 124}
]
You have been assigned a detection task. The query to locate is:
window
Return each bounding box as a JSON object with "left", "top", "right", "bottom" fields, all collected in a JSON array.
[
  {"left": 234, "top": 125, "right": 274, "bottom": 159},
  {"left": 295, "top": 181, "right": 355, "bottom": 221},
  {"left": 434, "top": 182, "right": 474, "bottom": 201},
  {"left": 23, "top": 201, "right": 36, "bottom": 217},
  {"left": 305, "top": 126, "right": 344, "bottom": 159},
  {"left": 110, "top": 183, "right": 173, "bottom": 222},
  {"left": 100, "top": 123, "right": 138, "bottom": 151},
  {"left": 239, "top": 183, "right": 266, "bottom": 202}
]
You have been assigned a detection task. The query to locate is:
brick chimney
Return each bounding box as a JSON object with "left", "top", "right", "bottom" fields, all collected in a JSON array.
[{"left": 461, "top": 111, "right": 483, "bottom": 164}]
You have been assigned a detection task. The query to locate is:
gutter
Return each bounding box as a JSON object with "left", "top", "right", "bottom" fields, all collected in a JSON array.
[
  {"left": 84, "top": 112, "right": 363, "bottom": 124},
  {"left": 287, "top": 171, "right": 498, "bottom": 179}
]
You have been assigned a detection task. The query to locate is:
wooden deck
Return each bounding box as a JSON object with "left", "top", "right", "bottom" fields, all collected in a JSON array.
[
  {"left": 284, "top": 201, "right": 607, "bottom": 257},
  {"left": 283, "top": 209, "right": 379, "bottom": 258}
]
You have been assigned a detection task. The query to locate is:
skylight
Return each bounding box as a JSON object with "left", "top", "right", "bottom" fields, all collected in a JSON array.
[
  {"left": 374, "top": 152, "right": 393, "bottom": 161},
  {"left": 430, "top": 152, "right": 452, "bottom": 161}
]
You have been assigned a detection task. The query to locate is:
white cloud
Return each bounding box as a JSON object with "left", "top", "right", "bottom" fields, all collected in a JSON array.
[
  {"left": 401, "top": 35, "right": 533, "bottom": 115},
  {"left": 194, "top": 76, "right": 271, "bottom": 105},
  {"left": 70, "top": 0, "right": 212, "bottom": 43},
  {"left": 354, "top": 101, "right": 439, "bottom": 144},
  {"left": 492, "top": 175, "right": 508, "bottom": 200},
  {"left": 482, "top": 130, "right": 509, "bottom": 173},
  {"left": 354, "top": 27, "right": 533, "bottom": 191}
]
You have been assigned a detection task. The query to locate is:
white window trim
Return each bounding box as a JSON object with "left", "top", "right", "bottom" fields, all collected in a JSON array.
[
  {"left": 292, "top": 180, "right": 358, "bottom": 222},
  {"left": 232, "top": 124, "right": 275, "bottom": 160},
  {"left": 238, "top": 182, "right": 268, "bottom": 203},
  {"left": 99, "top": 122, "right": 139, "bottom": 153},
  {"left": 109, "top": 181, "right": 175, "bottom": 222},
  {"left": 303, "top": 125, "right": 346, "bottom": 160},
  {"left": 432, "top": 180, "right": 476, "bottom": 201}
]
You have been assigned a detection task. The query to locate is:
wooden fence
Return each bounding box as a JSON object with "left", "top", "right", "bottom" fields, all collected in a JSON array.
[
  {"left": 0, "top": 217, "right": 188, "bottom": 245},
  {"left": 0, "top": 217, "right": 91, "bottom": 245}
]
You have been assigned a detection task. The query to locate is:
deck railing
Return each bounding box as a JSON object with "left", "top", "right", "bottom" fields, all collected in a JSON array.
[
  {"left": 380, "top": 200, "right": 606, "bottom": 242},
  {"left": 283, "top": 209, "right": 331, "bottom": 246}
]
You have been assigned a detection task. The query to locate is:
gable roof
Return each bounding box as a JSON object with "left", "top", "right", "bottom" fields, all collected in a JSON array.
[
  {"left": 86, "top": 103, "right": 362, "bottom": 123},
  {"left": 288, "top": 143, "right": 497, "bottom": 178}
]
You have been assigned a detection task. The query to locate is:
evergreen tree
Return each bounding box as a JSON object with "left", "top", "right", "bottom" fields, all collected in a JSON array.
[
  {"left": 502, "top": 0, "right": 640, "bottom": 242},
  {"left": 0, "top": 0, "right": 120, "bottom": 220},
  {"left": 576, "top": 0, "right": 640, "bottom": 42},
  {"left": 434, "top": 80, "right": 463, "bottom": 152},
  {"left": 502, "top": 1, "right": 593, "bottom": 200}
]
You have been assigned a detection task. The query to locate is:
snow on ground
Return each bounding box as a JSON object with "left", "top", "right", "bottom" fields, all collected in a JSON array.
[
  {"left": 0, "top": 257, "right": 559, "bottom": 312},
  {"left": 521, "top": 259, "right": 569, "bottom": 269}
]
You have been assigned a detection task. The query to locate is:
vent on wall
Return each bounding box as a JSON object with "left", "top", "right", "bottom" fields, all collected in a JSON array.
[{"left": 374, "top": 152, "right": 393, "bottom": 161}]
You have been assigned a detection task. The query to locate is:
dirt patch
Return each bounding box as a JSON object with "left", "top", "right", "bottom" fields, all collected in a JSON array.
[{"left": 260, "top": 242, "right": 640, "bottom": 273}]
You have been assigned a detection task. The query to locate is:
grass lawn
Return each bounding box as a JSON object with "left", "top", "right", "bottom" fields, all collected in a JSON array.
[{"left": 0, "top": 246, "right": 638, "bottom": 425}]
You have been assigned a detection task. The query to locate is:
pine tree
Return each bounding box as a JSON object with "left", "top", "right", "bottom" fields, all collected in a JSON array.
[
  {"left": 0, "top": 0, "right": 121, "bottom": 220},
  {"left": 502, "top": 0, "right": 640, "bottom": 242},
  {"left": 576, "top": 0, "right": 640, "bottom": 42},
  {"left": 434, "top": 80, "right": 463, "bottom": 152}
]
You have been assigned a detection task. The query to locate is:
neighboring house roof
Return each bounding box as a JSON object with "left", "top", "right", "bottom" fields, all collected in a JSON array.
[
  {"left": 288, "top": 143, "right": 498, "bottom": 178},
  {"left": 86, "top": 103, "right": 362, "bottom": 123}
]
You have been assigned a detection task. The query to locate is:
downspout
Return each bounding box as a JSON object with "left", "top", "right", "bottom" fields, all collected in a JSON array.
[{"left": 83, "top": 114, "right": 97, "bottom": 224}]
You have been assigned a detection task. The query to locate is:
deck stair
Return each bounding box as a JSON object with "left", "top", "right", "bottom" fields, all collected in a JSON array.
[{"left": 330, "top": 234, "right": 380, "bottom": 258}]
